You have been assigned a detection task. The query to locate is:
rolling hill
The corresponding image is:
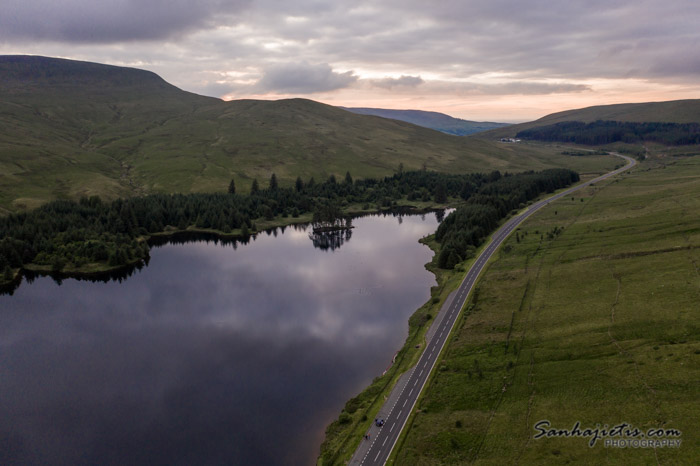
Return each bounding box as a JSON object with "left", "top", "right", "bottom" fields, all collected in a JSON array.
[
  {"left": 0, "top": 56, "right": 615, "bottom": 213},
  {"left": 341, "top": 107, "right": 509, "bottom": 135},
  {"left": 482, "top": 99, "right": 700, "bottom": 140}
]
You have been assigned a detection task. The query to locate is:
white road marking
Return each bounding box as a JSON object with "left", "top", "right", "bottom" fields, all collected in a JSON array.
[{"left": 352, "top": 155, "right": 636, "bottom": 465}]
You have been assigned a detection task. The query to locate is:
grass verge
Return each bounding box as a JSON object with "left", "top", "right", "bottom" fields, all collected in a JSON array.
[
  {"left": 392, "top": 157, "right": 699, "bottom": 464},
  {"left": 317, "top": 169, "right": 616, "bottom": 465}
]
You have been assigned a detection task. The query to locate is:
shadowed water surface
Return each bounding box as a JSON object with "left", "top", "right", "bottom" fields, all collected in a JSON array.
[{"left": 0, "top": 213, "right": 441, "bottom": 465}]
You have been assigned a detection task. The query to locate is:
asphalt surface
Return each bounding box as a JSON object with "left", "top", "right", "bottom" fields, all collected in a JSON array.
[{"left": 349, "top": 154, "right": 637, "bottom": 466}]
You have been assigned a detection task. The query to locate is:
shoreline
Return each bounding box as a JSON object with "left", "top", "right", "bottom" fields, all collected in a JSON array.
[
  {"left": 315, "top": 167, "right": 627, "bottom": 464},
  {"left": 0, "top": 202, "right": 450, "bottom": 294}
]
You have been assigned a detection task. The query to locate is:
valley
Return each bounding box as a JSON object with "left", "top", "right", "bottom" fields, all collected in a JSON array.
[{"left": 1, "top": 53, "right": 698, "bottom": 466}]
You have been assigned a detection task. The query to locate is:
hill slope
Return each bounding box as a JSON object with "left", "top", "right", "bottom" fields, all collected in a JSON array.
[
  {"left": 341, "top": 107, "right": 509, "bottom": 135},
  {"left": 0, "top": 56, "right": 614, "bottom": 213},
  {"left": 482, "top": 99, "right": 700, "bottom": 139}
]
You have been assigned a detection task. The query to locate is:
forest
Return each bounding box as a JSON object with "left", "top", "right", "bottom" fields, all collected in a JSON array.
[
  {"left": 517, "top": 120, "right": 700, "bottom": 145},
  {"left": 0, "top": 168, "right": 579, "bottom": 282},
  {"left": 434, "top": 168, "right": 580, "bottom": 268}
]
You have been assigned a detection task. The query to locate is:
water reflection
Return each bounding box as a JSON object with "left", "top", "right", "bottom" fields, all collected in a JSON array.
[
  {"left": 1, "top": 211, "right": 442, "bottom": 297},
  {"left": 308, "top": 228, "right": 352, "bottom": 251},
  {"left": 0, "top": 259, "right": 152, "bottom": 296},
  {"left": 0, "top": 212, "right": 444, "bottom": 465}
]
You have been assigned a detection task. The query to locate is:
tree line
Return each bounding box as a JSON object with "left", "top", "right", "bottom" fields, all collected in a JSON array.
[
  {"left": 0, "top": 168, "right": 579, "bottom": 281},
  {"left": 0, "top": 169, "right": 500, "bottom": 277},
  {"left": 517, "top": 120, "right": 700, "bottom": 146},
  {"left": 435, "top": 169, "right": 580, "bottom": 269}
]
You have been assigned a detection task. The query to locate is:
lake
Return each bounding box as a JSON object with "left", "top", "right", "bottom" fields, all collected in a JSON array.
[{"left": 0, "top": 212, "right": 443, "bottom": 465}]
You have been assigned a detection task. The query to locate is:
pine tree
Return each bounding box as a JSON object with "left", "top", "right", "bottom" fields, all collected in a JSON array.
[
  {"left": 228, "top": 179, "right": 236, "bottom": 194},
  {"left": 434, "top": 182, "right": 447, "bottom": 203},
  {"left": 269, "top": 173, "right": 278, "bottom": 191},
  {"left": 51, "top": 256, "right": 66, "bottom": 272},
  {"left": 460, "top": 181, "right": 474, "bottom": 200},
  {"left": 251, "top": 179, "right": 259, "bottom": 194},
  {"left": 3, "top": 265, "right": 13, "bottom": 282},
  {"left": 345, "top": 171, "right": 353, "bottom": 185},
  {"left": 295, "top": 176, "right": 304, "bottom": 192},
  {"left": 446, "top": 251, "right": 462, "bottom": 269}
]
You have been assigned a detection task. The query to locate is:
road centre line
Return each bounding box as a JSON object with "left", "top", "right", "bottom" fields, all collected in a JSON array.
[{"left": 353, "top": 154, "right": 636, "bottom": 465}]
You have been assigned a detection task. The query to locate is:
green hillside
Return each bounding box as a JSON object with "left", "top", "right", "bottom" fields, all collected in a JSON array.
[
  {"left": 0, "top": 56, "right": 617, "bottom": 213},
  {"left": 482, "top": 99, "right": 700, "bottom": 139}
]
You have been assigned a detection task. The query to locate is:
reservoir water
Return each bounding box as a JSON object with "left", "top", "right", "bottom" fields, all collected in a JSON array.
[{"left": 0, "top": 212, "right": 443, "bottom": 465}]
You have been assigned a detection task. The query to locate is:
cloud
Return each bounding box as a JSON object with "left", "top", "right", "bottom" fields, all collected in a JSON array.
[
  {"left": 0, "top": 0, "right": 250, "bottom": 43},
  {"left": 451, "top": 81, "right": 592, "bottom": 96},
  {"left": 256, "top": 62, "right": 358, "bottom": 94},
  {"left": 2, "top": 0, "right": 700, "bottom": 119},
  {"left": 4, "top": 0, "right": 700, "bottom": 84},
  {"left": 646, "top": 50, "right": 700, "bottom": 79},
  {"left": 193, "top": 81, "right": 237, "bottom": 98},
  {"left": 370, "top": 75, "right": 424, "bottom": 89}
]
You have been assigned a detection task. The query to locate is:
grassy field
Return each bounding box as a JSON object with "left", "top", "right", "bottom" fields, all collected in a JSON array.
[{"left": 391, "top": 157, "right": 700, "bottom": 464}]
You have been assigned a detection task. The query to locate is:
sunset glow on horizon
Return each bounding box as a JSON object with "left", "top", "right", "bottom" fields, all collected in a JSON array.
[{"left": 3, "top": 1, "right": 699, "bottom": 121}]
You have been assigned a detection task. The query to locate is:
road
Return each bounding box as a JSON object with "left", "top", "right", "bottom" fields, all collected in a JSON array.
[{"left": 349, "top": 154, "right": 637, "bottom": 466}]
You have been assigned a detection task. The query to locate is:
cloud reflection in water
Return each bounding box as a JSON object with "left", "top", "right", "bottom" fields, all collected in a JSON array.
[{"left": 0, "top": 213, "right": 441, "bottom": 465}]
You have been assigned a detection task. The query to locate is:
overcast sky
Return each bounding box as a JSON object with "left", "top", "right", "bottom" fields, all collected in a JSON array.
[{"left": 3, "top": 0, "right": 700, "bottom": 121}]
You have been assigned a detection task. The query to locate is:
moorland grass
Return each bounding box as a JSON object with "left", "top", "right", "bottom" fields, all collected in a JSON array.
[{"left": 391, "top": 157, "right": 700, "bottom": 464}]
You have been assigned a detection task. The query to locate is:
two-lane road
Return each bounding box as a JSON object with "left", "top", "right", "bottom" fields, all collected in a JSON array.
[{"left": 350, "top": 154, "right": 637, "bottom": 465}]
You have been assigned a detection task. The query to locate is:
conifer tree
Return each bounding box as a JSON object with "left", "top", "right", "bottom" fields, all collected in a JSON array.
[{"left": 434, "top": 182, "right": 447, "bottom": 203}]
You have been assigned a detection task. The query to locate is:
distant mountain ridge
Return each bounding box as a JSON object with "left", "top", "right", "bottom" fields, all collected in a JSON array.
[{"left": 342, "top": 107, "right": 509, "bottom": 135}]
